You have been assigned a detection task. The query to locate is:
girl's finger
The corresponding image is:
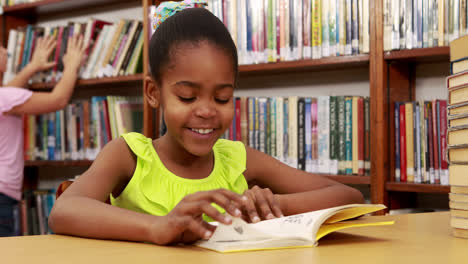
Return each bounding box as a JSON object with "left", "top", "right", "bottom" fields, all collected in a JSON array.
[
  {"left": 196, "top": 201, "right": 233, "bottom": 225},
  {"left": 252, "top": 187, "right": 274, "bottom": 220},
  {"left": 186, "top": 216, "right": 213, "bottom": 240},
  {"left": 264, "top": 189, "right": 283, "bottom": 218},
  {"left": 242, "top": 192, "right": 260, "bottom": 223}
]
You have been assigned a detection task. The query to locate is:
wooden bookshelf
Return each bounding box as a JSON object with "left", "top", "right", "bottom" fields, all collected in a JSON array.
[
  {"left": 239, "top": 55, "right": 369, "bottom": 76},
  {"left": 384, "top": 47, "right": 450, "bottom": 63},
  {"left": 29, "top": 74, "right": 144, "bottom": 90},
  {"left": 386, "top": 182, "right": 450, "bottom": 194},
  {"left": 25, "top": 160, "right": 93, "bottom": 167},
  {"left": 2, "top": 0, "right": 140, "bottom": 16}
]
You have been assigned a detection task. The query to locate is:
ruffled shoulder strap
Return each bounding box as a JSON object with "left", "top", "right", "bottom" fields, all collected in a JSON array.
[
  {"left": 121, "top": 132, "right": 154, "bottom": 162},
  {"left": 213, "top": 139, "right": 247, "bottom": 182}
]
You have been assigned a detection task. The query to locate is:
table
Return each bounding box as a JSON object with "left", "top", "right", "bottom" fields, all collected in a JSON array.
[{"left": 1, "top": 212, "right": 466, "bottom": 264}]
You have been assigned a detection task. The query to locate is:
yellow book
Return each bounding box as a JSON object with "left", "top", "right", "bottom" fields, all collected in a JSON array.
[
  {"left": 451, "top": 217, "right": 468, "bottom": 230},
  {"left": 449, "top": 116, "right": 468, "bottom": 127},
  {"left": 452, "top": 228, "right": 468, "bottom": 239},
  {"left": 405, "top": 102, "right": 414, "bottom": 182},
  {"left": 450, "top": 164, "right": 468, "bottom": 186},
  {"left": 448, "top": 102, "right": 468, "bottom": 115},
  {"left": 448, "top": 126, "right": 468, "bottom": 145},
  {"left": 450, "top": 193, "right": 468, "bottom": 203},
  {"left": 448, "top": 84, "right": 468, "bottom": 105},
  {"left": 451, "top": 185, "right": 468, "bottom": 194},
  {"left": 448, "top": 144, "right": 468, "bottom": 163},
  {"left": 195, "top": 204, "right": 393, "bottom": 253}
]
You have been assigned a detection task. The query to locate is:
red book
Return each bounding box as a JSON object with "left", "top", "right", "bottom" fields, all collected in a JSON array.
[
  {"left": 399, "top": 104, "right": 407, "bottom": 182},
  {"left": 439, "top": 100, "right": 448, "bottom": 183},
  {"left": 432, "top": 99, "right": 440, "bottom": 184},
  {"left": 235, "top": 98, "right": 242, "bottom": 141},
  {"left": 357, "top": 97, "right": 365, "bottom": 176},
  {"left": 53, "top": 26, "right": 64, "bottom": 74},
  {"left": 102, "top": 99, "right": 112, "bottom": 144},
  {"left": 426, "top": 102, "right": 435, "bottom": 184}
]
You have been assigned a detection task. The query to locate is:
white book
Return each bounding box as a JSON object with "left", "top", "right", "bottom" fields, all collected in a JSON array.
[
  {"left": 195, "top": 204, "right": 392, "bottom": 253},
  {"left": 82, "top": 25, "right": 110, "bottom": 79},
  {"left": 329, "top": 0, "right": 337, "bottom": 56},
  {"left": 113, "top": 21, "right": 139, "bottom": 77},
  {"left": 339, "top": 0, "right": 347, "bottom": 54},
  {"left": 391, "top": 0, "right": 400, "bottom": 50},
  {"left": 317, "top": 96, "right": 330, "bottom": 174},
  {"left": 362, "top": 0, "right": 370, "bottom": 53},
  {"left": 405, "top": 0, "right": 412, "bottom": 49},
  {"left": 4, "top": 29, "right": 17, "bottom": 85},
  {"left": 303, "top": 0, "right": 312, "bottom": 58},
  {"left": 321, "top": 0, "right": 330, "bottom": 57}
]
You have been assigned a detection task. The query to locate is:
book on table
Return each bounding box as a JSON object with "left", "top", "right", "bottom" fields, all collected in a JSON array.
[{"left": 195, "top": 204, "right": 394, "bottom": 253}]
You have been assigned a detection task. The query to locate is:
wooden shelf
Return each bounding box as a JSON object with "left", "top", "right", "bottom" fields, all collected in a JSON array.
[
  {"left": 25, "top": 160, "right": 93, "bottom": 167},
  {"left": 323, "top": 174, "right": 371, "bottom": 185},
  {"left": 239, "top": 55, "right": 369, "bottom": 76},
  {"left": 29, "top": 74, "right": 143, "bottom": 90},
  {"left": 384, "top": 47, "right": 450, "bottom": 63},
  {"left": 2, "top": 0, "right": 140, "bottom": 15},
  {"left": 386, "top": 182, "right": 450, "bottom": 194}
]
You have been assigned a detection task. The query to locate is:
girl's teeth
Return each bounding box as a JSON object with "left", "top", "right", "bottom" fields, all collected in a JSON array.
[{"left": 192, "top": 128, "right": 213, "bottom": 134}]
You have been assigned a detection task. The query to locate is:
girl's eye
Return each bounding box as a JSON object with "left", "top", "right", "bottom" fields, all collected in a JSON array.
[
  {"left": 215, "top": 98, "right": 230, "bottom": 104},
  {"left": 178, "top": 96, "right": 195, "bottom": 102}
]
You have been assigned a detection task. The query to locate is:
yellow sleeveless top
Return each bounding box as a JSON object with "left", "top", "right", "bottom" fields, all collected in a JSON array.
[{"left": 110, "top": 133, "right": 248, "bottom": 221}]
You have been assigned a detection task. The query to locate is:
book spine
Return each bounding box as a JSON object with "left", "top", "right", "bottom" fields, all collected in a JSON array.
[
  {"left": 329, "top": 96, "right": 339, "bottom": 174},
  {"left": 351, "top": 0, "right": 359, "bottom": 53},
  {"left": 338, "top": 96, "right": 346, "bottom": 175},
  {"left": 318, "top": 96, "right": 330, "bottom": 173},
  {"left": 321, "top": 0, "right": 330, "bottom": 57},
  {"left": 312, "top": 0, "right": 322, "bottom": 59},
  {"left": 311, "top": 98, "right": 318, "bottom": 172},
  {"left": 427, "top": 101, "right": 435, "bottom": 184},
  {"left": 352, "top": 96, "right": 358, "bottom": 174},
  {"left": 297, "top": 97, "right": 305, "bottom": 170},
  {"left": 399, "top": 103, "right": 407, "bottom": 182},
  {"left": 270, "top": 98, "right": 276, "bottom": 156},
  {"left": 405, "top": 102, "right": 414, "bottom": 182},
  {"left": 283, "top": 98, "right": 289, "bottom": 164},
  {"left": 288, "top": 96, "right": 298, "bottom": 168},
  {"left": 259, "top": 98, "right": 267, "bottom": 153},
  {"left": 345, "top": 0, "right": 352, "bottom": 54},
  {"left": 345, "top": 96, "right": 353, "bottom": 174},
  {"left": 364, "top": 97, "right": 371, "bottom": 175},
  {"left": 395, "top": 102, "right": 400, "bottom": 181},
  {"left": 439, "top": 100, "right": 448, "bottom": 185},
  {"left": 276, "top": 97, "right": 284, "bottom": 161},
  {"left": 266, "top": 98, "right": 271, "bottom": 155},
  {"left": 414, "top": 103, "right": 421, "bottom": 183},
  {"left": 357, "top": 97, "right": 365, "bottom": 176},
  {"left": 432, "top": 100, "right": 440, "bottom": 184},
  {"left": 305, "top": 98, "right": 312, "bottom": 172}
]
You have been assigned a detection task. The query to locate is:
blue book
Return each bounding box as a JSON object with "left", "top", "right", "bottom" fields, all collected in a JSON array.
[
  {"left": 246, "top": 0, "right": 252, "bottom": 64},
  {"left": 47, "top": 113, "right": 56, "bottom": 160},
  {"left": 55, "top": 111, "right": 62, "bottom": 160},
  {"left": 305, "top": 98, "right": 312, "bottom": 172},
  {"left": 394, "top": 102, "right": 400, "bottom": 182},
  {"left": 283, "top": 98, "right": 289, "bottom": 163}
]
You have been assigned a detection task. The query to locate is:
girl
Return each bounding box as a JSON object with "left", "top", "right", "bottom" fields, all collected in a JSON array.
[
  {"left": 0, "top": 34, "right": 86, "bottom": 236},
  {"left": 49, "top": 4, "right": 364, "bottom": 245}
]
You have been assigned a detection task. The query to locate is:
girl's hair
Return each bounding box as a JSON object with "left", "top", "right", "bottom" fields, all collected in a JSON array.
[{"left": 149, "top": 8, "right": 238, "bottom": 85}]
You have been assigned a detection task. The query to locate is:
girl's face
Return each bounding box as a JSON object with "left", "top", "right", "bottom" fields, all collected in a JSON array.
[
  {"left": 0, "top": 47, "right": 8, "bottom": 73},
  {"left": 157, "top": 41, "right": 235, "bottom": 157}
]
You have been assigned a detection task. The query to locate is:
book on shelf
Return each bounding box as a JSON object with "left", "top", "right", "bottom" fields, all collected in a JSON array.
[
  {"left": 2, "top": 18, "right": 144, "bottom": 85},
  {"left": 448, "top": 34, "right": 468, "bottom": 238},
  {"left": 148, "top": 0, "right": 369, "bottom": 66},
  {"left": 23, "top": 96, "right": 143, "bottom": 162},
  {"left": 214, "top": 95, "right": 371, "bottom": 176},
  {"left": 195, "top": 203, "right": 394, "bottom": 253}
]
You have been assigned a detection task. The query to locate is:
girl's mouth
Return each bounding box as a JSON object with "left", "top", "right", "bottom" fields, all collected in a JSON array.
[{"left": 190, "top": 128, "right": 215, "bottom": 135}]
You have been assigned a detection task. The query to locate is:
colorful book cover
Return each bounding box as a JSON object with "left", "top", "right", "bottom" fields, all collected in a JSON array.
[
  {"left": 395, "top": 102, "right": 400, "bottom": 182},
  {"left": 329, "top": 96, "right": 338, "bottom": 174},
  {"left": 311, "top": 98, "right": 318, "bottom": 172},
  {"left": 345, "top": 96, "right": 353, "bottom": 175},
  {"left": 318, "top": 96, "right": 330, "bottom": 174},
  {"left": 305, "top": 98, "right": 312, "bottom": 172},
  {"left": 338, "top": 96, "right": 346, "bottom": 175}
]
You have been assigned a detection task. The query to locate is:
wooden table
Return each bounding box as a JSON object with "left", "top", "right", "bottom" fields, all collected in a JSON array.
[{"left": 1, "top": 212, "right": 466, "bottom": 264}]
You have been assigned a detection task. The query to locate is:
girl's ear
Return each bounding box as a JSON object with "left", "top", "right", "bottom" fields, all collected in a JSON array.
[{"left": 144, "top": 75, "right": 160, "bottom": 108}]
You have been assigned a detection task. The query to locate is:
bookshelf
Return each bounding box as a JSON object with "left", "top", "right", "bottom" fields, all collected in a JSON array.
[{"left": 0, "top": 0, "right": 452, "bottom": 216}]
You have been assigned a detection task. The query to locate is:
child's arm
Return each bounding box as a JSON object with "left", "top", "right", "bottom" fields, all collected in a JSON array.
[
  {"left": 243, "top": 146, "right": 364, "bottom": 219},
  {"left": 49, "top": 138, "right": 244, "bottom": 245},
  {"left": 6, "top": 35, "right": 85, "bottom": 115}
]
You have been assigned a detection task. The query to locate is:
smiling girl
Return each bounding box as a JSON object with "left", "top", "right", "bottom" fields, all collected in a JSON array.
[{"left": 49, "top": 2, "right": 364, "bottom": 245}]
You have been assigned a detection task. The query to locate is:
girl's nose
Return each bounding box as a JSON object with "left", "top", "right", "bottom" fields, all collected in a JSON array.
[{"left": 194, "top": 101, "right": 217, "bottom": 119}]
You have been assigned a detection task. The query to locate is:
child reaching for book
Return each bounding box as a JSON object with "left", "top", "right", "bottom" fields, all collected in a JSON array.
[
  {"left": 49, "top": 1, "right": 364, "bottom": 245},
  {"left": 0, "top": 34, "right": 86, "bottom": 237}
]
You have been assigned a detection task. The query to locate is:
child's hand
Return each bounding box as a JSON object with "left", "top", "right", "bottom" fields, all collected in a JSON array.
[
  {"left": 240, "top": 185, "right": 283, "bottom": 223},
  {"left": 62, "top": 34, "right": 86, "bottom": 72},
  {"left": 29, "top": 35, "right": 56, "bottom": 71},
  {"left": 149, "top": 189, "right": 244, "bottom": 245}
]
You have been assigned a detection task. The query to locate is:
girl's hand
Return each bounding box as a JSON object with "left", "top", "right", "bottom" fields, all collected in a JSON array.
[
  {"left": 148, "top": 189, "right": 244, "bottom": 245},
  {"left": 240, "top": 185, "right": 283, "bottom": 223},
  {"left": 62, "top": 34, "right": 86, "bottom": 72},
  {"left": 29, "top": 35, "right": 56, "bottom": 71}
]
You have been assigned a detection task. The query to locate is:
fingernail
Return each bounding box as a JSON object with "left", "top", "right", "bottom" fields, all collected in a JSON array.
[
  {"left": 252, "top": 216, "right": 260, "bottom": 223},
  {"left": 204, "top": 231, "right": 212, "bottom": 238},
  {"left": 242, "top": 196, "right": 248, "bottom": 201},
  {"left": 234, "top": 209, "right": 241, "bottom": 216},
  {"left": 266, "top": 213, "right": 274, "bottom": 220},
  {"left": 280, "top": 214, "right": 284, "bottom": 217},
  {"left": 224, "top": 216, "right": 232, "bottom": 223}
]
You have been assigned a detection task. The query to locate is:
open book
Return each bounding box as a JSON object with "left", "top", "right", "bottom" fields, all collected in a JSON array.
[{"left": 195, "top": 204, "right": 394, "bottom": 253}]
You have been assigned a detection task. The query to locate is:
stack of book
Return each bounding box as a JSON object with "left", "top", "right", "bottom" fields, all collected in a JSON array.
[{"left": 448, "top": 34, "right": 468, "bottom": 239}]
